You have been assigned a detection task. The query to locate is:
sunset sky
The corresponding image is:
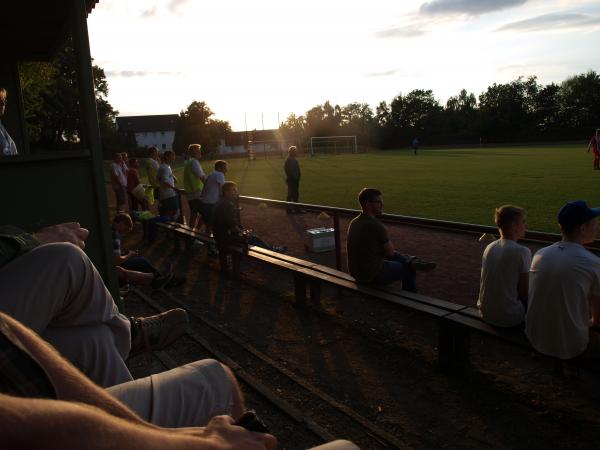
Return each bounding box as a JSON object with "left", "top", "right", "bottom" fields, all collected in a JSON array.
[{"left": 87, "top": 0, "right": 600, "bottom": 131}]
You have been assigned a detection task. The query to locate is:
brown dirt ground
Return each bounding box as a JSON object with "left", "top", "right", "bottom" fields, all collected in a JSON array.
[{"left": 113, "top": 188, "right": 600, "bottom": 448}]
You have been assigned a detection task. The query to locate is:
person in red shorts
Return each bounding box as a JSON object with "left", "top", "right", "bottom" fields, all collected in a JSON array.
[{"left": 587, "top": 128, "right": 600, "bottom": 170}]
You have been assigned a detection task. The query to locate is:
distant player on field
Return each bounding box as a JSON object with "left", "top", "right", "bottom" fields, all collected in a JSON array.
[
  {"left": 411, "top": 137, "right": 419, "bottom": 155},
  {"left": 587, "top": 128, "right": 600, "bottom": 170}
]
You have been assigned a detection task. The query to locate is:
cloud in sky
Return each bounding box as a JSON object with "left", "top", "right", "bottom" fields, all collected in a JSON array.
[
  {"left": 419, "top": 0, "right": 528, "bottom": 17},
  {"left": 497, "top": 12, "right": 599, "bottom": 32},
  {"left": 375, "top": 0, "right": 529, "bottom": 39},
  {"left": 140, "top": 6, "right": 158, "bottom": 18},
  {"left": 167, "top": 0, "right": 190, "bottom": 15},
  {"left": 496, "top": 63, "right": 527, "bottom": 72},
  {"left": 367, "top": 69, "right": 401, "bottom": 77},
  {"left": 106, "top": 70, "right": 182, "bottom": 78},
  {"left": 374, "top": 24, "right": 427, "bottom": 39}
]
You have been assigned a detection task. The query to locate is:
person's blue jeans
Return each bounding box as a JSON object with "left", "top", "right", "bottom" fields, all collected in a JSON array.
[
  {"left": 371, "top": 252, "right": 417, "bottom": 292},
  {"left": 121, "top": 256, "right": 158, "bottom": 275},
  {"left": 145, "top": 215, "right": 174, "bottom": 243}
]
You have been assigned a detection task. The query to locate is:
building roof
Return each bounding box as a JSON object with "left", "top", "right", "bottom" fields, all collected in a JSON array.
[
  {"left": 116, "top": 115, "right": 179, "bottom": 133},
  {"left": 1, "top": 1, "right": 99, "bottom": 61}
]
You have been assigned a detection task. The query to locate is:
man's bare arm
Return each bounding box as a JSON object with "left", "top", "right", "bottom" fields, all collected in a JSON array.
[
  {"left": 517, "top": 272, "right": 529, "bottom": 303},
  {"left": 0, "top": 312, "right": 145, "bottom": 425},
  {"left": 0, "top": 394, "right": 200, "bottom": 450},
  {"left": 0, "top": 313, "right": 278, "bottom": 449},
  {"left": 589, "top": 295, "right": 600, "bottom": 327},
  {"left": 0, "top": 395, "right": 277, "bottom": 450},
  {"left": 383, "top": 240, "right": 395, "bottom": 258}
]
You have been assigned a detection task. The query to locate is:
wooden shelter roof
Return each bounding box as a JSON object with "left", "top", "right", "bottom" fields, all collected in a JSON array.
[{"left": 2, "top": 1, "right": 99, "bottom": 61}]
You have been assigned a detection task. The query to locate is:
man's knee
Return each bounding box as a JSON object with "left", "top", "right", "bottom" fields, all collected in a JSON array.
[
  {"left": 310, "top": 440, "right": 360, "bottom": 450},
  {"left": 220, "top": 362, "right": 235, "bottom": 378},
  {"left": 43, "top": 323, "right": 131, "bottom": 387},
  {"left": 35, "top": 242, "right": 89, "bottom": 265}
]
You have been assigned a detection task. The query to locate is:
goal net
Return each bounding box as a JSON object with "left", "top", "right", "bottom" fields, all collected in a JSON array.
[{"left": 310, "top": 136, "right": 357, "bottom": 156}]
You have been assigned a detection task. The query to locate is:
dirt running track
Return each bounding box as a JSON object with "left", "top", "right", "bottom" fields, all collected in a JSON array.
[{"left": 113, "top": 189, "right": 600, "bottom": 449}]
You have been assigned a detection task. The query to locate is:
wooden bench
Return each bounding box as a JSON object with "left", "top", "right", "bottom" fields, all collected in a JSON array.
[
  {"left": 155, "top": 221, "right": 245, "bottom": 273},
  {"left": 244, "top": 246, "right": 600, "bottom": 374},
  {"left": 245, "top": 246, "right": 483, "bottom": 370},
  {"left": 155, "top": 222, "right": 600, "bottom": 374}
]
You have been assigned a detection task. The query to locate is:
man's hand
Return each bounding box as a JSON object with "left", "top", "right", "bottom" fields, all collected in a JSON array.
[
  {"left": 33, "top": 222, "right": 89, "bottom": 249},
  {"left": 197, "top": 415, "right": 277, "bottom": 450}
]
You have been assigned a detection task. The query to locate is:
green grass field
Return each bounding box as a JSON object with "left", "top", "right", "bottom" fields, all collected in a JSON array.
[{"left": 148, "top": 143, "right": 597, "bottom": 233}]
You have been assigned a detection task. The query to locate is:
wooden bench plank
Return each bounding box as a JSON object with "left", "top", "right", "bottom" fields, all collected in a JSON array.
[
  {"left": 443, "top": 312, "right": 528, "bottom": 347},
  {"left": 291, "top": 266, "right": 450, "bottom": 317},
  {"left": 249, "top": 251, "right": 449, "bottom": 317},
  {"left": 375, "top": 286, "right": 467, "bottom": 312},
  {"left": 458, "top": 307, "right": 482, "bottom": 319},
  {"left": 162, "top": 222, "right": 250, "bottom": 253},
  {"left": 250, "top": 244, "right": 462, "bottom": 317},
  {"left": 248, "top": 251, "right": 310, "bottom": 272},
  {"left": 248, "top": 246, "right": 322, "bottom": 269}
]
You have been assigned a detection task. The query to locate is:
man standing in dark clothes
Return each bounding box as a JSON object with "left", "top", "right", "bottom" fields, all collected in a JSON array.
[
  {"left": 284, "top": 145, "right": 301, "bottom": 213},
  {"left": 346, "top": 188, "right": 435, "bottom": 291},
  {"left": 213, "top": 182, "right": 286, "bottom": 274}
]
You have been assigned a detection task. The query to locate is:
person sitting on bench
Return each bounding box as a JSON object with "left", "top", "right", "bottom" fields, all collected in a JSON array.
[
  {"left": 346, "top": 188, "right": 435, "bottom": 291},
  {"left": 112, "top": 213, "right": 184, "bottom": 289},
  {"left": 0, "top": 222, "right": 188, "bottom": 387},
  {"left": 0, "top": 312, "right": 359, "bottom": 449},
  {"left": 212, "top": 182, "right": 286, "bottom": 273},
  {"left": 477, "top": 205, "right": 531, "bottom": 327},
  {"left": 526, "top": 200, "right": 600, "bottom": 359}
]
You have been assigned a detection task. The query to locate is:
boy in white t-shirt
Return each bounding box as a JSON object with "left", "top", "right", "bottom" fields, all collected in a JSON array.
[
  {"left": 200, "top": 160, "right": 227, "bottom": 233},
  {"left": 183, "top": 144, "right": 206, "bottom": 229},
  {"left": 157, "top": 150, "right": 179, "bottom": 218},
  {"left": 478, "top": 205, "right": 531, "bottom": 327},
  {"left": 110, "top": 152, "right": 128, "bottom": 211},
  {"left": 526, "top": 200, "right": 600, "bottom": 359}
]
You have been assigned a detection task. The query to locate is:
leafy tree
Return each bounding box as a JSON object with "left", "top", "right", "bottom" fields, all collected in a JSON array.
[
  {"left": 375, "top": 101, "right": 391, "bottom": 128},
  {"left": 478, "top": 76, "right": 540, "bottom": 141},
  {"left": 444, "top": 89, "right": 478, "bottom": 143},
  {"left": 282, "top": 71, "right": 600, "bottom": 150},
  {"left": 533, "top": 83, "right": 561, "bottom": 132},
  {"left": 304, "top": 101, "right": 342, "bottom": 138},
  {"left": 558, "top": 71, "right": 600, "bottom": 132},
  {"left": 172, "top": 101, "right": 232, "bottom": 156},
  {"left": 20, "top": 43, "right": 122, "bottom": 153},
  {"left": 340, "top": 102, "right": 375, "bottom": 145},
  {"left": 386, "top": 89, "right": 442, "bottom": 145},
  {"left": 279, "top": 113, "right": 306, "bottom": 146}
]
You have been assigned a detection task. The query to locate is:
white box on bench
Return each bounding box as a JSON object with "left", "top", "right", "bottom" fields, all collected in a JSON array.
[{"left": 305, "top": 227, "right": 335, "bottom": 253}]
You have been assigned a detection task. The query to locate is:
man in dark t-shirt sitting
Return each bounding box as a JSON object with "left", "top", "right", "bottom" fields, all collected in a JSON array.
[{"left": 346, "top": 188, "right": 435, "bottom": 291}]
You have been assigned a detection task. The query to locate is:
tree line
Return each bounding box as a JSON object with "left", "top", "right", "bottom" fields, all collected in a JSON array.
[
  {"left": 19, "top": 46, "right": 600, "bottom": 155},
  {"left": 279, "top": 71, "right": 600, "bottom": 149},
  {"left": 19, "top": 42, "right": 135, "bottom": 156}
]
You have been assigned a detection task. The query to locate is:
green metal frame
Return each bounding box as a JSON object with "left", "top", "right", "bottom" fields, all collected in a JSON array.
[{"left": 0, "top": 0, "right": 118, "bottom": 297}]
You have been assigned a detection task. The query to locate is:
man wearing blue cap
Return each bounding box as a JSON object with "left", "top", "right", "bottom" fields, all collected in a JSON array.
[{"left": 526, "top": 200, "right": 600, "bottom": 359}]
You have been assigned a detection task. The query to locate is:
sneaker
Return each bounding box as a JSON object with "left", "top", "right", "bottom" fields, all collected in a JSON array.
[
  {"left": 129, "top": 308, "right": 189, "bottom": 356},
  {"left": 410, "top": 258, "right": 436, "bottom": 272},
  {"left": 151, "top": 272, "right": 174, "bottom": 290},
  {"left": 272, "top": 245, "right": 288, "bottom": 253}
]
